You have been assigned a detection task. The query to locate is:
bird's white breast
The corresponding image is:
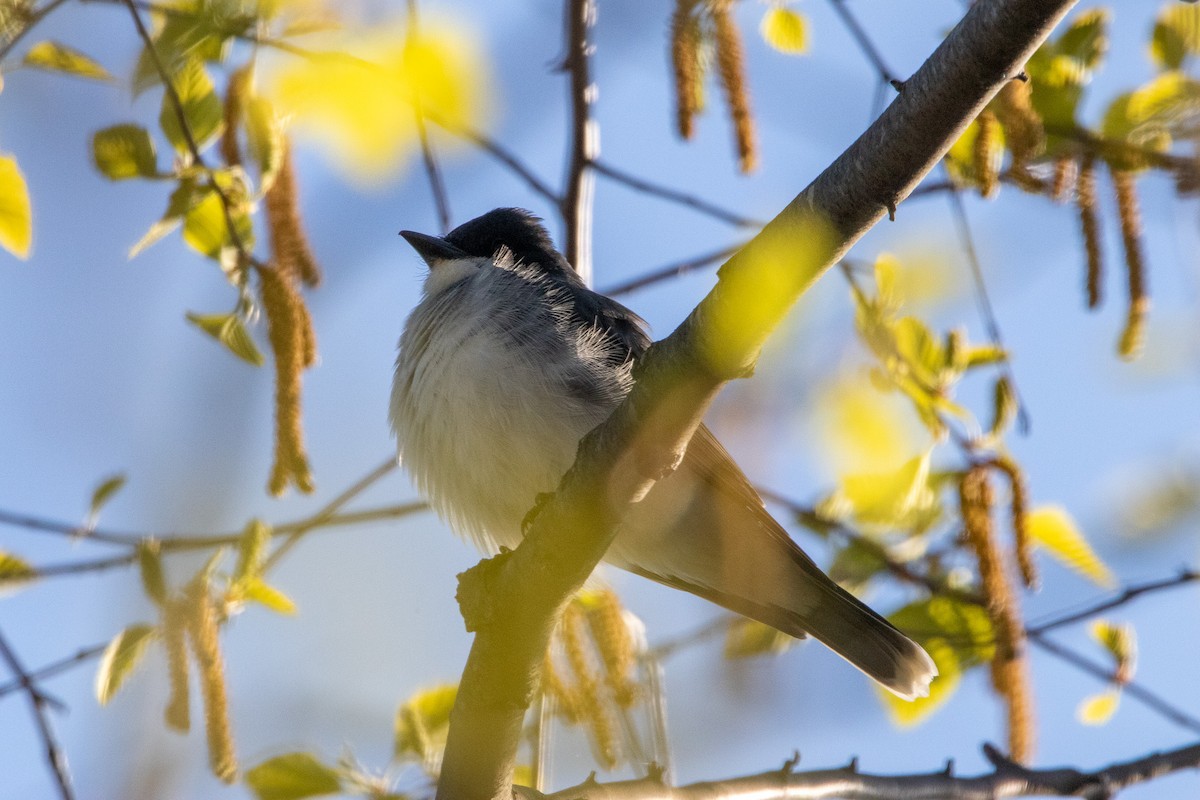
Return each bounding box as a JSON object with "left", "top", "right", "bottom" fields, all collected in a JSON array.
[{"left": 390, "top": 260, "right": 633, "bottom": 553}]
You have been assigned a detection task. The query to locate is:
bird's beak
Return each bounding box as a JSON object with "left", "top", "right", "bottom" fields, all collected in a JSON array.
[{"left": 399, "top": 230, "right": 469, "bottom": 267}]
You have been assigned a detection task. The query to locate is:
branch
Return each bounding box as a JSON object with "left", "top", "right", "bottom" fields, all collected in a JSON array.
[
  {"left": 517, "top": 741, "right": 1200, "bottom": 800},
  {"left": 1026, "top": 570, "right": 1200, "bottom": 636},
  {"left": 406, "top": 0, "right": 452, "bottom": 233},
  {"left": 0, "top": 628, "right": 75, "bottom": 800},
  {"left": 589, "top": 160, "right": 763, "bottom": 228},
  {"left": 561, "top": 0, "right": 598, "bottom": 283},
  {"left": 0, "top": 644, "right": 108, "bottom": 700},
  {"left": 601, "top": 244, "right": 744, "bottom": 297},
  {"left": 436, "top": 2, "right": 1077, "bottom": 798}
]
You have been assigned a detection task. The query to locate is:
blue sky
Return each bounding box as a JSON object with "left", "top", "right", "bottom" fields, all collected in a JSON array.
[{"left": 2, "top": 0, "right": 1199, "bottom": 797}]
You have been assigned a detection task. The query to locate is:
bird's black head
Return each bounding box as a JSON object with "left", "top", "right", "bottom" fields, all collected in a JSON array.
[{"left": 444, "top": 208, "right": 570, "bottom": 272}]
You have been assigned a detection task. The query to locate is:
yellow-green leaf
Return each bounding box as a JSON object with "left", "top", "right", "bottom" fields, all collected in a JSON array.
[
  {"left": 24, "top": 40, "right": 112, "bottom": 81},
  {"left": 1077, "top": 688, "right": 1120, "bottom": 725},
  {"left": 760, "top": 6, "right": 807, "bottom": 55},
  {"left": 395, "top": 683, "right": 458, "bottom": 762},
  {"left": 1090, "top": 619, "right": 1136, "bottom": 675},
  {"left": 245, "top": 96, "right": 285, "bottom": 190},
  {"left": 0, "top": 551, "right": 38, "bottom": 587},
  {"left": 1027, "top": 505, "right": 1116, "bottom": 588},
  {"left": 159, "top": 59, "right": 223, "bottom": 154},
  {"left": 239, "top": 576, "right": 296, "bottom": 615},
  {"left": 839, "top": 450, "right": 934, "bottom": 528},
  {"left": 95, "top": 624, "right": 157, "bottom": 705},
  {"left": 87, "top": 472, "right": 126, "bottom": 526},
  {"left": 138, "top": 539, "right": 168, "bottom": 606},
  {"left": 245, "top": 752, "right": 343, "bottom": 800},
  {"left": 181, "top": 188, "right": 252, "bottom": 260},
  {"left": 0, "top": 155, "right": 32, "bottom": 259},
  {"left": 92, "top": 125, "right": 158, "bottom": 180},
  {"left": 185, "top": 311, "right": 264, "bottom": 366},
  {"left": 234, "top": 519, "right": 271, "bottom": 580},
  {"left": 723, "top": 617, "right": 797, "bottom": 659},
  {"left": 1152, "top": 4, "right": 1200, "bottom": 71}
]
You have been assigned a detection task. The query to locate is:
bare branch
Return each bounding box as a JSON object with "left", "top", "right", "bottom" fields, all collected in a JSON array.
[
  {"left": 601, "top": 244, "right": 744, "bottom": 297},
  {"left": 519, "top": 740, "right": 1200, "bottom": 800},
  {"left": 589, "top": 160, "right": 763, "bottom": 228},
  {"left": 561, "top": 0, "right": 599, "bottom": 282},
  {"left": 436, "top": 2, "right": 1078, "bottom": 798},
  {"left": 407, "top": 0, "right": 452, "bottom": 233},
  {"left": 0, "top": 628, "right": 75, "bottom": 800},
  {"left": 1027, "top": 570, "right": 1200, "bottom": 637},
  {"left": 0, "top": 644, "right": 108, "bottom": 700}
]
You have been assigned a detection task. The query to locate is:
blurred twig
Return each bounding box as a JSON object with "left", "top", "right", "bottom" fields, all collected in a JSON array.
[
  {"left": 589, "top": 160, "right": 763, "bottom": 228},
  {"left": 561, "top": 0, "right": 599, "bottom": 282},
  {"left": 601, "top": 243, "right": 744, "bottom": 297},
  {"left": 0, "top": 629, "right": 75, "bottom": 800},
  {"left": 406, "top": 0, "right": 452, "bottom": 233}
]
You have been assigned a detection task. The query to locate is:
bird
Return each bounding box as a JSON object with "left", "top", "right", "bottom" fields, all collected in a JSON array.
[{"left": 390, "top": 208, "right": 936, "bottom": 700}]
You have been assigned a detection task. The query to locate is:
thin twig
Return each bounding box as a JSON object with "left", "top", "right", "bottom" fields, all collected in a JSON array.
[
  {"left": 1028, "top": 631, "right": 1200, "bottom": 735},
  {"left": 601, "top": 243, "right": 744, "bottom": 297},
  {"left": 406, "top": 0, "right": 452, "bottom": 233},
  {"left": 120, "top": 0, "right": 253, "bottom": 267},
  {"left": 560, "top": 0, "right": 599, "bottom": 283},
  {"left": 0, "top": 644, "right": 108, "bottom": 700},
  {"left": 430, "top": 117, "right": 561, "bottom": 205},
  {"left": 1026, "top": 570, "right": 1200, "bottom": 636},
  {"left": 0, "top": 629, "right": 75, "bottom": 800},
  {"left": 589, "top": 160, "right": 762, "bottom": 228},
  {"left": 944, "top": 176, "right": 1031, "bottom": 434},
  {"left": 261, "top": 455, "right": 399, "bottom": 572},
  {"left": 826, "top": 0, "right": 900, "bottom": 86}
]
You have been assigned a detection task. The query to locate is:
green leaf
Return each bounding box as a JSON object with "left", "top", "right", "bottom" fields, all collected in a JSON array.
[
  {"left": 245, "top": 96, "right": 285, "bottom": 190},
  {"left": 1090, "top": 619, "right": 1136, "bottom": 673},
  {"left": 1152, "top": 4, "right": 1200, "bottom": 71},
  {"left": 138, "top": 539, "right": 168, "bottom": 606},
  {"left": 1027, "top": 505, "right": 1116, "bottom": 588},
  {"left": 839, "top": 450, "right": 934, "bottom": 528},
  {"left": 989, "top": 376, "right": 1017, "bottom": 438},
  {"left": 0, "top": 154, "right": 32, "bottom": 259},
  {"left": 395, "top": 683, "right": 458, "bottom": 762},
  {"left": 159, "top": 59, "right": 223, "bottom": 155},
  {"left": 185, "top": 311, "right": 265, "bottom": 366},
  {"left": 92, "top": 125, "right": 158, "bottom": 180},
  {"left": 95, "top": 624, "right": 157, "bottom": 705},
  {"left": 891, "top": 595, "right": 995, "bottom": 668},
  {"left": 245, "top": 753, "right": 343, "bottom": 800},
  {"left": 181, "top": 188, "right": 252, "bottom": 259},
  {"left": 23, "top": 40, "right": 112, "bottom": 81},
  {"left": 827, "top": 538, "right": 889, "bottom": 594},
  {"left": 129, "top": 179, "right": 204, "bottom": 258},
  {"left": 723, "top": 617, "right": 797, "bottom": 659},
  {"left": 239, "top": 576, "right": 296, "bottom": 615},
  {"left": 0, "top": 551, "right": 38, "bottom": 587},
  {"left": 87, "top": 473, "right": 126, "bottom": 525},
  {"left": 132, "top": 7, "right": 238, "bottom": 95},
  {"left": 760, "top": 6, "right": 807, "bottom": 55},
  {"left": 234, "top": 519, "right": 271, "bottom": 580},
  {"left": 1055, "top": 8, "right": 1109, "bottom": 72}
]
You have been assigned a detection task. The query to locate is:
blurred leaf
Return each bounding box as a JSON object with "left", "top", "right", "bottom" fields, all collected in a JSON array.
[
  {"left": 245, "top": 95, "right": 285, "bottom": 189},
  {"left": 1055, "top": 8, "right": 1109, "bottom": 71},
  {"left": 245, "top": 753, "right": 343, "bottom": 800},
  {"left": 24, "top": 40, "right": 112, "bottom": 80},
  {"left": 132, "top": 4, "right": 239, "bottom": 95},
  {"left": 87, "top": 473, "right": 126, "bottom": 527},
  {"left": 878, "top": 636, "right": 959, "bottom": 726},
  {"left": 723, "top": 617, "right": 797, "bottom": 659},
  {"left": 1027, "top": 505, "right": 1116, "bottom": 588},
  {"left": 129, "top": 179, "right": 204, "bottom": 258},
  {"left": 892, "top": 595, "right": 995, "bottom": 668},
  {"left": 0, "top": 551, "right": 38, "bottom": 587},
  {"left": 95, "top": 624, "right": 157, "bottom": 705},
  {"left": 181, "top": 188, "right": 252, "bottom": 259},
  {"left": 234, "top": 519, "right": 271, "bottom": 580},
  {"left": 92, "top": 125, "right": 159, "bottom": 180},
  {"left": 839, "top": 450, "right": 935, "bottom": 528},
  {"left": 138, "top": 540, "right": 168, "bottom": 606},
  {"left": 1077, "top": 688, "right": 1120, "bottom": 725},
  {"left": 395, "top": 683, "right": 458, "bottom": 762},
  {"left": 1090, "top": 619, "right": 1136, "bottom": 682},
  {"left": 159, "top": 59, "right": 223, "bottom": 154},
  {"left": 238, "top": 576, "right": 297, "bottom": 615},
  {"left": 815, "top": 374, "right": 927, "bottom": 476},
  {"left": 945, "top": 116, "right": 1005, "bottom": 188},
  {"left": 990, "top": 376, "right": 1017, "bottom": 438},
  {"left": 760, "top": 6, "right": 807, "bottom": 55},
  {"left": 268, "top": 23, "right": 487, "bottom": 183},
  {"left": 186, "top": 311, "right": 264, "bottom": 366},
  {"left": 827, "top": 538, "right": 889, "bottom": 594},
  {"left": 1026, "top": 9, "right": 1109, "bottom": 128},
  {"left": 1152, "top": 4, "right": 1200, "bottom": 71},
  {"left": 0, "top": 154, "right": 32, "bottom": 259}
]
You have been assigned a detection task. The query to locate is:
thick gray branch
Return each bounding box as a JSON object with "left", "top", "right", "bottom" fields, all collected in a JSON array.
[{"left": 435, "top": 2, "right": 1077, "bottom": 799}]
